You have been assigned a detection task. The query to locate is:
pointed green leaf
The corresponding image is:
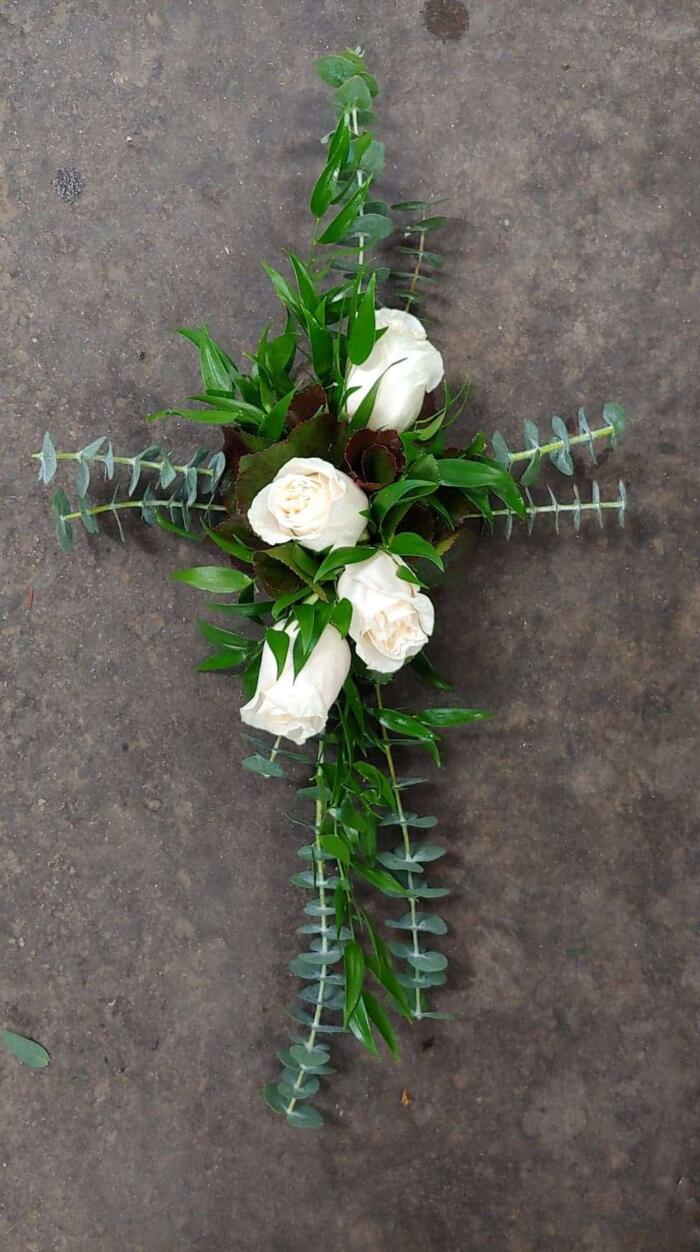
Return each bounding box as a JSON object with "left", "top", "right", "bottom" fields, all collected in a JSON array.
[
  {"left": 363, "top": 991, "right": 399, "bottom": 1057},
  {"left": 343, "top": 940, "right": 365, "bottom": 1025},
  {"left": 1, "top": 1030, "right": 50, "bottom": 1069},
  {"left": 170, "top": 566, "right": 252, "bottom": 593},
  {"left": 347, "top": 272, "right": 377, "bottom": 366}
]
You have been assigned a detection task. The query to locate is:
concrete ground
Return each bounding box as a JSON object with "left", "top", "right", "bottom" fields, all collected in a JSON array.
[{"left": 1, "top": 1, "right": 699, "bottom": 1249}]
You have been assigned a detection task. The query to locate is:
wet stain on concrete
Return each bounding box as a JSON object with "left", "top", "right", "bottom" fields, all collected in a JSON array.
[{"left": 424, "top": 0, "right": 470, "bottom": 41}]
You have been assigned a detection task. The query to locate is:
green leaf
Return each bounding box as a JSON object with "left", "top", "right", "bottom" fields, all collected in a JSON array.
[
  {"left": 409, "top": 651, "right": 452, "bottom": 691},
  {"left": 197, "top": 621, "right": 251, "bottom": 650},
  {"left": 155, "top": 511, "right": 200, "bottom": 541},
  {"left": 354, "top": 761, "right": 393, "bottom": 806},
  {"left": 346, "top": 365, "right": 395, "bottom": 433},
  {"left": 242, "top": 754, "right": 285, "bottom": 779},
  {"left": 319, "top": 834, "right": 351, "bottom": 867},
  {"left": 343, "top": 940, "right": 365, "bottom": 1026},
  {"left": 387, "top": 911, "right": 448, "bottom": 935},
  {"left": 265, "top": 626, "right": 290, "bottom": 679},
  {"left": 318, "top": 186, "right": 367, "bottom": 245},
  {"left": 347, "top": 272, "right": 377, "bottom": 366},
  {"left": 376, "top": 708, "right": 437, "bottom": 742},
  {"left": 263, "top": 1081, "right": 289, "bottom": 1115},
  {"left": 353, "top": 864, "right": 411, "bottom": 897},
  {"left": 201, "top": 523, "right": 253, "bottom": 564},
  {"left": 407, "top": 950, "right": 448, "bottom": 973},
  {"left": 334, "top": 881, "right": 347, "bottom": 938},
  {"left": 347, "top": 213, "right": 394, "bottom": 243},
  {"left": 372, "top": 477, "right": 437, "bottom": 525},
  {"left": 56, "top": 515, "right": 73, "bottom": 554},
  {"left": 0, "top": 1029, "right": 50, "bottom": 1069},
  {"left": 288, "top": 1043, "right": 331, "bottom": 1071},
  {"left": 265, "top": 329, "right": 297, "bottom": 379},
  {"left": 347, "top": 994, "right": 378, "bottom": 1056},
  {"left": 310, "top": 164, "right": 338, "bottom": 219},
  {"left": 38, "top": 432, "right": 57, "bottom": 484},
  {"left": 421, "top": 707, "right": 490, "bottom": 727},
  {"left": 196, "top": 650, "right": 249, "bottom": 672},
  {"left": 51, "top": 485, "right": 70, "bottom": 515},
  {"left": 363, "top": 991, "right": 399, "bottom": 1056},
  {"left": 408, "top": 216, "right": 447, "bottom": 232},
  {"left": 365, "top": 940, "right": 412, "bottom": 1021},
  {"left": 261, "top": 262, "right": 302, "bottom": 317},
  {"left": 520, "top": 449, "right": 541, "bottom": 487},
  {"left": 264, "top": 542, "right": 321, "bottom": 589},
  {"left": 388, "top": 533, "right": 444, "bottom": 570},
  {"left": 171, "top": 566, "right": 252, "bottom": 594},
  {"left": 315, "top": 545, "right": 375, "bottom": 582},
  {"left": 434, "top": 458, "right": 526, "bottom": 520},
  {"left": 287, "top": 254, "right": 320, "bottom": 315},
  {"left": 286, "top": 1103, "right": 324, "bottom": 1129},
  {"left": 359, "top": 139, "right": 385, "bottom": 177},
  {"left": 260, "top": 389, "right": 295, "bottom": 442},
  {"left": 316, "top": 53, "right": 360, "bottom": 88},
  {"left": 177, "top": 325, "right": 238, "bottom": 393},
  {"left": 396, "top": 566, "right": 423, "bottom": 587},
  {"left": 147, "top": 404, "right": 263, "bottom": 427},
  {"left": 603, "top": 401, "right": 627, "bottom": 441},
  {"left": 330, "top": 597, "right": 353, "bottom": 638},
  {"left": 334, "top": 74, "right": 372, "bottom": 113}
]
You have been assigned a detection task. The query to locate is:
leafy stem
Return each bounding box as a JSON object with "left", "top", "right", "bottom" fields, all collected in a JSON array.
[
  {"left": 284, "top": 738, "right": 335, "bottom": 1119},
  {"left": 403, "top": 228, "right": 426, "bottom": 312},
  {"left": 57, "top": 499, "right": 227, "bottom": 525},
  {"left": 374, "top": 683, "right": 424, "bottom": 1020},
  {"left": 33, "top": 449, "right": 216, "bottom": 478},
  {"left": 350, "top": 106, "right": 366, "bottom": 270},
  {"left": 508, "top": 422, "right": 615, "bottom": 464}
]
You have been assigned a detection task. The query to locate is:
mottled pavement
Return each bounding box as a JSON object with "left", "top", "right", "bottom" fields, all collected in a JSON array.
[{"left": 1, "top": 2, "right": 698, "bottom": 1249}]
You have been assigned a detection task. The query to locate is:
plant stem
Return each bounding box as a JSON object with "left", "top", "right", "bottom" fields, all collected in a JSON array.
[
  {"left": 404, "top": 229, "right": 426, "bottom": 312},
  {"left": 285, "top": 739, "right": 332, "bottom": 1116},
  {"left": 350, "top": 107, "right": 366, "bottom": 271},
  {"left": 33, "top": 450, "right": 215, "bottom": 477},
  {"left": 461, "top": 499, "right": 625, "bottom": 523},
  {"left": 374, "top": 684, "right": 424, "bottom": 1020},
  {"left": 508, "top": 424, "right": 614, "bottom": 463},
  {"left": 59, "top": 499, "right": 227, "bottom": 524}
]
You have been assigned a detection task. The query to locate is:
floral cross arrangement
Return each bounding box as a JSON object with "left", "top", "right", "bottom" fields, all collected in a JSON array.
[{"left": 35, "top": 49, "right": 628, "bottom": 1129}]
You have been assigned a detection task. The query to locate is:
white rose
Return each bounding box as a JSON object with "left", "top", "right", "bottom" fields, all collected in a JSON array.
[
  {"left": 337, "top": 550, "right": 435, "bottom": 674},
  {"left": 240, "top": 620, "right": 350, "bottom": 745},
  {"left": 248, "top": 457, "right": 368, "bottom": 553},
  {"left": 345, "top": 308, "right": 444, "bottom": 434}
]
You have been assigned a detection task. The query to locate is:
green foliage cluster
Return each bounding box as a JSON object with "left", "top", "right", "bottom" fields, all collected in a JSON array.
[{"left": 33, "top": 48, "right": 630, "bottom": 1127}]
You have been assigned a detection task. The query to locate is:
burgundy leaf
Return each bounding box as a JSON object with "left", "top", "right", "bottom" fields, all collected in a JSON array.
[{"left": 345, "top": 428, "right": 406, "bottom": 493}]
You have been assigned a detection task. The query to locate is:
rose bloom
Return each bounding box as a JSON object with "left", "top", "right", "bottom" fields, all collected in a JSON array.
[
  {"left": 345, "top": 308, "right": 444, "bottom": 434},
  {"left": 248, "top": 457, "right": 368, "bottom": 553},
  {"left": 337, "top": 550, "right": 434, "bottom": 674},
  {"left": 240, "top": 621, "right": 350, "bottom": 745}
]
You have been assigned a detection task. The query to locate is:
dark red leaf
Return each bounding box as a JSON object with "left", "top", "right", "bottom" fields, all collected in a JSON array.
[
  {"left": 286, "top": 384, "right": 328, "bottom": 430},
  {"left": 345, "top": 428, "right": 405, "bottom": 493}
]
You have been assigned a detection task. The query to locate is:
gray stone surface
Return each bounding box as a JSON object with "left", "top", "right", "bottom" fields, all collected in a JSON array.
[{"left": 1, "top": 1, "right": 699, "bottom": 1249}]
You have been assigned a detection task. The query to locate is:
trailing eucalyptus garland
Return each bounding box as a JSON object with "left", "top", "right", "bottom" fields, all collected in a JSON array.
[{"left": 35, "top": 49, "right": 628, "bottom": 1129}]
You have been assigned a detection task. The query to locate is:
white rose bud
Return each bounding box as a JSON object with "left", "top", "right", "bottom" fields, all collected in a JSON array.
[
  {"left": 248, "top": 456, "right": 368, "bottom": 553},
  {"left": 240, "top": 620, "right": 350, "bottom": 745},
  {"left": 337, "top": 550, "right": 435, "bottom": 674},
  {"left": 345, "top": 308, "right": 444, "bottom": 434}
]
